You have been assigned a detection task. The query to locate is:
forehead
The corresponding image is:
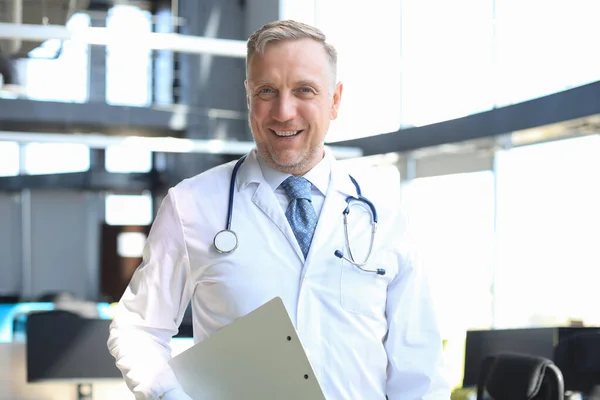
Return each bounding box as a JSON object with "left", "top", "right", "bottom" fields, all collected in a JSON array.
[{"left": 247, "top": 38, "right": 330, "bottom": 84}]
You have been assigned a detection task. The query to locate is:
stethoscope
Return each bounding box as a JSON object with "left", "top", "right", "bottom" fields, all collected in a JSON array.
[{"left": 213, "top": 155, "right": 386, "bottom": 276}]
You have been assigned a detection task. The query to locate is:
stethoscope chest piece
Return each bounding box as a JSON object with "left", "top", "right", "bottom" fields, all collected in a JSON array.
[{"left": 214, "top": 229, "right": 239, "bottom": 253}]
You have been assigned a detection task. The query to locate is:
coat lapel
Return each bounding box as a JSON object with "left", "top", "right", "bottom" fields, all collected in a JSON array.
[
  {"left": 237, "top": 150, "right": 305, "bottom": 262},
  {"left": 307, "top": 154, "right": 357, "bottom": 264}
]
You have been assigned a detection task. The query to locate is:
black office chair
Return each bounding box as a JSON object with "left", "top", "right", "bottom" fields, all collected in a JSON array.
[
  {"left": 554, "top": 331, "right": 600, "bottom": 396},
  {"left": 476, "top": 352, "right": 564, "bottom": 400}
]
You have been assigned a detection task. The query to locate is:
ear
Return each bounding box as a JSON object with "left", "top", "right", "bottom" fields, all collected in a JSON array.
[
  {"left": 244, "top": 80, "right": 250, "bottom": 109},
  {"left": 330, "top": 82, "right": 343, "bottom": 120}
]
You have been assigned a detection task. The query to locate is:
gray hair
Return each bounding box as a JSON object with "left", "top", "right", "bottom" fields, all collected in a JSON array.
[{"left": 246, "top": 20, "right": 338, "bottom": 84}]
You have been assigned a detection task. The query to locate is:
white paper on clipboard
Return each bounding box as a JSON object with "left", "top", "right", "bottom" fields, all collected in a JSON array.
[{"left": 168, "top": 297, "right": 326, "bottom": 400}]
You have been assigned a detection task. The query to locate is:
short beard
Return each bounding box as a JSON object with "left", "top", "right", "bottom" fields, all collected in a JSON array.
[
  {"left": 256, "top": 142, "right": 323, "bottom": 176},
  {"left": 248, "top": 118, "right": 324, "bottom": 175}
]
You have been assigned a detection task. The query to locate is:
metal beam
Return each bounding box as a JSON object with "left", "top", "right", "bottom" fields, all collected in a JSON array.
[
  {"left": 0, "top": 98, "right": 181, "bottom": 135},
  {"left": 0, "top": 22, "right": 247, "bottom": 57},
  {"left": 335, "top": 80, "right": 600, "bottom": 156},
  {"left": 0, "top": 131, "right": 364, "bottom": 158},
  {"left": 0, "top": 171, "right": 157, "bottom": 191}
]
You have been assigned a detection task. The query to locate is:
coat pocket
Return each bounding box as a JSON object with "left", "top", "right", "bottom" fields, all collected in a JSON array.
[{"left": 339, "top": 252, "right": 392, "bottom": 318}]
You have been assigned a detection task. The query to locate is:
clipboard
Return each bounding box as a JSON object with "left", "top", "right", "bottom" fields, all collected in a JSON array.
[{"left": 168, "top": 297, "right": 326, "bottom": 400}]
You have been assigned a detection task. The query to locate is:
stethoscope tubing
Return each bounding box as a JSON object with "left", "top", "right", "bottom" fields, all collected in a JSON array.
[
  {"left": 215, "top": 155, "right": 385, "bottom": 275},
  {"left": 226, "top": 155, "right": 247, "bottom": 230}
]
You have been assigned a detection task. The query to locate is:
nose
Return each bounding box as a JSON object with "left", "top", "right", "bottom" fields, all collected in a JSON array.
[{"left": 271, "top": 92, "right": 297, "bottom": 122}]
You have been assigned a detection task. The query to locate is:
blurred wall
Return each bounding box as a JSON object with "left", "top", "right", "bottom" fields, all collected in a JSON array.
[
  {"left": 28, "top": 191, "right": 104, "bottom": 301},
  {"left": 245, "top": 0, "right": 279, "bottom": 37},
  {"left": 0, "top": 194, "right": 21, "bottom": 296},
  {"left": 0, "top": 191, "right": 104, "bottom": 301}
]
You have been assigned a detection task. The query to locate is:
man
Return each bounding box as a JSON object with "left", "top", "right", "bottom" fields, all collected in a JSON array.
[{"left": 108, "top": 20, "right": 449, "bottom": 399}]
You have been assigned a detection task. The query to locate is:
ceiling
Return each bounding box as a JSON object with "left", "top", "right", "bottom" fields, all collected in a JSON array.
[
  {"left": 0, "top": 0, "right": 91, "bottom": 57},
  {"left": 0, "top": 0, "right": 169, "bottom": 57}
]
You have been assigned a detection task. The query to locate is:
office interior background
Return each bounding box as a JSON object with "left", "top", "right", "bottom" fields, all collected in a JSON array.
[{"left": 1, "top": 0, "right": 599, "bottom": 399}]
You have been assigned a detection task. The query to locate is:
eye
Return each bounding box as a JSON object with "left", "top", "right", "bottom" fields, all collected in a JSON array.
[
  {"left": 296, "top": 87, "right": 316, "bottom": 96},
  {"left": 255, "top": 87, "right": 277, "bottom": 100}
]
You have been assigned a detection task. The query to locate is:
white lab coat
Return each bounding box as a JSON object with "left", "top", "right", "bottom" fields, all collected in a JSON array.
[{"left": 107, "top": 148, "right": 450, "bottom": 400}]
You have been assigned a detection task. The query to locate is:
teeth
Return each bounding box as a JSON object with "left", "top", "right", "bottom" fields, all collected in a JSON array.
[{"left": 273, "top": 130, "right": 299, "bottom": 137}]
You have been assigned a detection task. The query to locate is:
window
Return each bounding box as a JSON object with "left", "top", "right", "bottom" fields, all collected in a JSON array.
[
  {"left": 401, "top": 171, "right": 496, "bottom": 388},
  {"left": 117, "top": 232, "right": 147, "bottom": 257},
  {"left": 401, "top": 171, "right": 496, "bottom": 335},
  {"left": 105, "top": 5, "right": 153, "bottom": 106},
  {"left": 105, "top": 193, "right": 153, "bottom": 226},
  {"left": 494, "top": 135, "right": 600, "bottom": 328},
  {"left": 105, "top": 145, "right": 152, "bottom": 173},
  {"left": 152, "top": 8, "right": 175, "bottom": 106},
  {"left": 494, "top": 0, "right": 600, "bottom": 107},
  {"left": 0, "top": 142, "right": 19, "bottom": 177},
  {"left": 20, "top": 13, "right": 90, "bottom": 103},
  {"left": 23, "top": 143, "right": 90, "bottom": 175},
  {"left": 399, "top": 0, "right": 495, "bottom": 127}
]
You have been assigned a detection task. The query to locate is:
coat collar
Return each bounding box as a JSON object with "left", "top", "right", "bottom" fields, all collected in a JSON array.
[
  {"left": 235, "top": 146, "right": 357, "bottom": 198},
  {"left": 235, "top": 148, "right": 263, "bottom": 191},
  {"left": 232, "top": 146, "right": 360, "bottom": 264},
  {"left": 328, "top": 149, "right": 358, "bottom": 200}
]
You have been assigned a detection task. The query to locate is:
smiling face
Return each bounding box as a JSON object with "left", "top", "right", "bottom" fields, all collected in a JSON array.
[{"left": 245, "top": 38, "right": 343, "bottom": 176}]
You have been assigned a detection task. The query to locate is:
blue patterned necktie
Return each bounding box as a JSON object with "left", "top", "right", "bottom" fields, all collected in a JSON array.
[{"left": 281, "top": 176, "right": 318, "bottom": 259}]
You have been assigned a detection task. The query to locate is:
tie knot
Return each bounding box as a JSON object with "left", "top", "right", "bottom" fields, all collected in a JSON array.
[{"left": 281, "top": 176, "right": 312, "bottom": 201}]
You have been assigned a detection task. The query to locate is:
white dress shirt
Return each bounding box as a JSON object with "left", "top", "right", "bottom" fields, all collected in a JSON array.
[
  {"left": 257, "top": 150, "right": 329, "bottom": 217},
  {"left": 107, "top": 147, "right": 450, "bottom": 400}
]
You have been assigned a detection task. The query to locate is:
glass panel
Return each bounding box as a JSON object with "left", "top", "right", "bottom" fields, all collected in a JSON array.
[
  {"left": 24, "top": 143, "right": 90, "bottom": 175},
  {"left": 17, "top": 13, "right": 90, "bottom": 103},
  {"left": 494, "top": 0, "right": 600, "bottom": 107},
  {"left": 401, "top": 171, "right": 495, "bottom": 387},
  {"left": 0, "top": 141, "right": 19, "bottom": 177},
  {"left": 398, "top": 0, "right": 600, "bottom": 127},
  {"left": 153, "top": 9, "right": 174, "bottom": 106},
  {"left": 117, "top": 232, "right": 147, "bottom": 257},
  {"left": 105, "top": 145, "right": 152, "bottom": 173},
  {"left": 402, "top": 171, "right": 496, "bottom": 336},
  {"left": 105, "top": 5, "right": 153, "bottom": 107},
  {"left": 279, "top": 0, "right": 316, "bottom": 23},
  {"left": 494, "top": 135, "right": 600, "bottom": 328},
  {"left": 400, "top": 0, "right": 495, "bottom": 127},
  {"left": 105, "top": 193, "right": 153, "bottom": 226}
]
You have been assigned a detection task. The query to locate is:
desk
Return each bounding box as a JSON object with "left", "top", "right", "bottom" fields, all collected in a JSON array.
[
  {"left": 0, "top": 341, "right": 134, "bottom": 400},
  {"left": 0, "top": 303, "right": 193, "bottom": 400}
]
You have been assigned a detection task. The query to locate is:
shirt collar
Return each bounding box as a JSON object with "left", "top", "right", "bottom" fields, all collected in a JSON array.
[{"left": 257, "top": 149, "right": 331, "bottom": 196}]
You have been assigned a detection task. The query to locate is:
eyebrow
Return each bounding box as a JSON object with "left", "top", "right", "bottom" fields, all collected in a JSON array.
[
  {"left": 249, "top": 79, "right": 323, "bottom": 89},
  {"left": 295, "top": 80, "right": 322, "bottom": 88},
  {"left": 248, "top": 80, "right": 271, "bottom": 87}
]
